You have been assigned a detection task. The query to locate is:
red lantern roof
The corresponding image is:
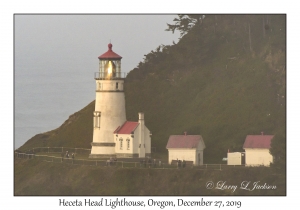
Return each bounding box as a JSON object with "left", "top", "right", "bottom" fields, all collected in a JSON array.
[{"left": 98, "top": 43, "right": 122, "bottom": 60}]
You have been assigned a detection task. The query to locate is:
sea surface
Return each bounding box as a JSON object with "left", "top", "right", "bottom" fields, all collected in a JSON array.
[{"left": 14, "top": 65, "right": 95, "bottom": 149}]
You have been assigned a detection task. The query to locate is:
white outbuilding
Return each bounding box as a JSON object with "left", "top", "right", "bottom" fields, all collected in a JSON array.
[
  {"left": 166, "top": 133, "right": 205, "bottom": 165},
  {"left": 227, "top": 152, "right": 245, "bottom": 165},
  {"left": 243, "top": 133, "right": 274, "bottom": 166}
]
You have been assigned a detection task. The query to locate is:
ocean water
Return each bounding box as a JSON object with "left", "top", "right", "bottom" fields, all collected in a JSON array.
[{"left": 14, "top": 66, "right": 95, "bottom": 149}]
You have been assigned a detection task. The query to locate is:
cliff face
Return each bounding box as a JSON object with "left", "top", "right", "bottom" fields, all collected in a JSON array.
[{"left": 19, "top": 15, "right": 286, "bottom": 163}]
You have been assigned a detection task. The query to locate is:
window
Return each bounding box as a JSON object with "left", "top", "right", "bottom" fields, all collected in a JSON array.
[
  {"left": 116, "top": 82, "right": 118, "bottom": 90},
  {"left": 126, "top": 139, "right": 130, "bottom": 150},
  {"left": 119, "top": 138, "right": 123, "bottom": 150},
  {"left": 93, "top": 111, "right": 101, "bottom": 128}
]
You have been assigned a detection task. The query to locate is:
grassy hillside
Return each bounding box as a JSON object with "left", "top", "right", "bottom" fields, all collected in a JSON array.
[
  {"left": 18, "top": 15, "right": 286, "bottom": 164},
  {"left": 14, "top": 158, "right": 285, "bottom": 195},
  {"left": 18, "top": 101, "right": 95, "bottom": 151}
]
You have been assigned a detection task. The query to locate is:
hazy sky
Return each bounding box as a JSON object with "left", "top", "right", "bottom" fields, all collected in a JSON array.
[
  {"left": 15, "top": 15, "right": 180, "bottom": 74},
  {"left": 14, "top": 15, "right": 180, "bottom": 149}
]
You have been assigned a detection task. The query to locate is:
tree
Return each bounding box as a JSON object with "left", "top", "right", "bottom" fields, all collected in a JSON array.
[
  {"left": 166, "top": 14, "right": 204, "bottom": 37},
  {"left": 270, "top": 129, "right": 286, "bottom": 172}
]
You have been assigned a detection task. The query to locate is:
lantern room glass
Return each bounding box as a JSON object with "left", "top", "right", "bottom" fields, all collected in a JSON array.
[{"left": 99, "top": 60, "right": 122, "bottom": 79}]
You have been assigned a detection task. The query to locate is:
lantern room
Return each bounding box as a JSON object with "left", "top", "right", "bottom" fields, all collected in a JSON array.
[{"left": 96, "top": 43, "right": 123, "bottom": 79}]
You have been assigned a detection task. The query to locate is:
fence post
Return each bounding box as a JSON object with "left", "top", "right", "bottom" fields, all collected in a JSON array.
[
  {"left": 220, "top": 164, "right": 221, "bottom": 171},
  {"left": 96, "top": 161, "right": 97, "bottom": 166},
  {"left": 122, "top": 161, "right": 123, "bottom": 168}
]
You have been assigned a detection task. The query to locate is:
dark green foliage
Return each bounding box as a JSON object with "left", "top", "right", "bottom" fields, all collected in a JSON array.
[
  {"left": 270, "top": 128, "right": 286, "bottom": 172},
  {"left": 166, "top": 14, "right": 204, "bottom": 37},
  {"left": 126, "top": 14, "right": 286, "bottom": 163}
]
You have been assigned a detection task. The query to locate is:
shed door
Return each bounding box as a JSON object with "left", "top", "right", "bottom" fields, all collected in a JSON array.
[{"left": 241, "top": 153, "right": 245, "bottom": 165}]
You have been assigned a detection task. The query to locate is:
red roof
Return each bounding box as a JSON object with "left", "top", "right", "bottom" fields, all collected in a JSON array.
[
  {"left": 243, "top": 135, "right": 274, "bottom": 149},
  {"left": 166, "top": 135, "right": 204, "bottom": 149},
  {"left": 114, "top": 121, "right": 139, "bottom": 134},
  {"left": 98, "top": 43, "right": 122, "bottom": 60}
]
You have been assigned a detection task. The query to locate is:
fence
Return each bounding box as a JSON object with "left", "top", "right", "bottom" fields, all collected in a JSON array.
[
  {"left": 23, "top": 147, "right": 91, "bottom": 155},
  {"left": 14, "top": 152, "right": 174, "bottom": 169},
  {"left": 15, "top": 148, "right": 245, "bottom": 170}
]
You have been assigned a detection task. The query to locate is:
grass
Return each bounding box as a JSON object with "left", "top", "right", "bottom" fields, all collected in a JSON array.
[{"left": 14, "top": 158, "right": 286, "bottom": 196}]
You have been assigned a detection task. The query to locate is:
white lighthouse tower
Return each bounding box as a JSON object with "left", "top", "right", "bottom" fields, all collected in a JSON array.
[{"left": 90, "top": 43, "right": 126, "bottom": 158}]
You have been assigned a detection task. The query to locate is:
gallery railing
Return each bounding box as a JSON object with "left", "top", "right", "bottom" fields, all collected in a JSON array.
[{"left": 94, "top": 72, "right": 127, "bottom": 80}]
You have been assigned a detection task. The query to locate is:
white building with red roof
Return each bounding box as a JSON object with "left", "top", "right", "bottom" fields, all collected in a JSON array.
[
  {"left": 243, "top": 133, "right": 274, "bottom": 166},
  {"left": 114, "top": 113, "right": 151, "bottom": 158},
  {"left": 166, "top": 133, "right": 205, "bottom": 165}
]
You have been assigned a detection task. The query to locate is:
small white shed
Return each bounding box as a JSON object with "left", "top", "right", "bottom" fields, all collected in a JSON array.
[
  {"left": 227, "top": 152, "right": 245, "bottom": 165},
  {"left": 166, "top": 134, "right": 205, "bottom": 165}
]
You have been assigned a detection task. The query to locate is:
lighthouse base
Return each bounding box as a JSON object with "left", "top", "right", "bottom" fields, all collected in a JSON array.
[
  {"left": 90, "top": 142, "right": 116, "bottom": 158},
  {"left": 89, "top": 154, "right": 117, "bottom": 159}
]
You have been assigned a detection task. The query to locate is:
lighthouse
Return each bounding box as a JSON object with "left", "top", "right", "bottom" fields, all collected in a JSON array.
[{"left": 90, "top": 43, "right": 126, "bottom": 158}]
